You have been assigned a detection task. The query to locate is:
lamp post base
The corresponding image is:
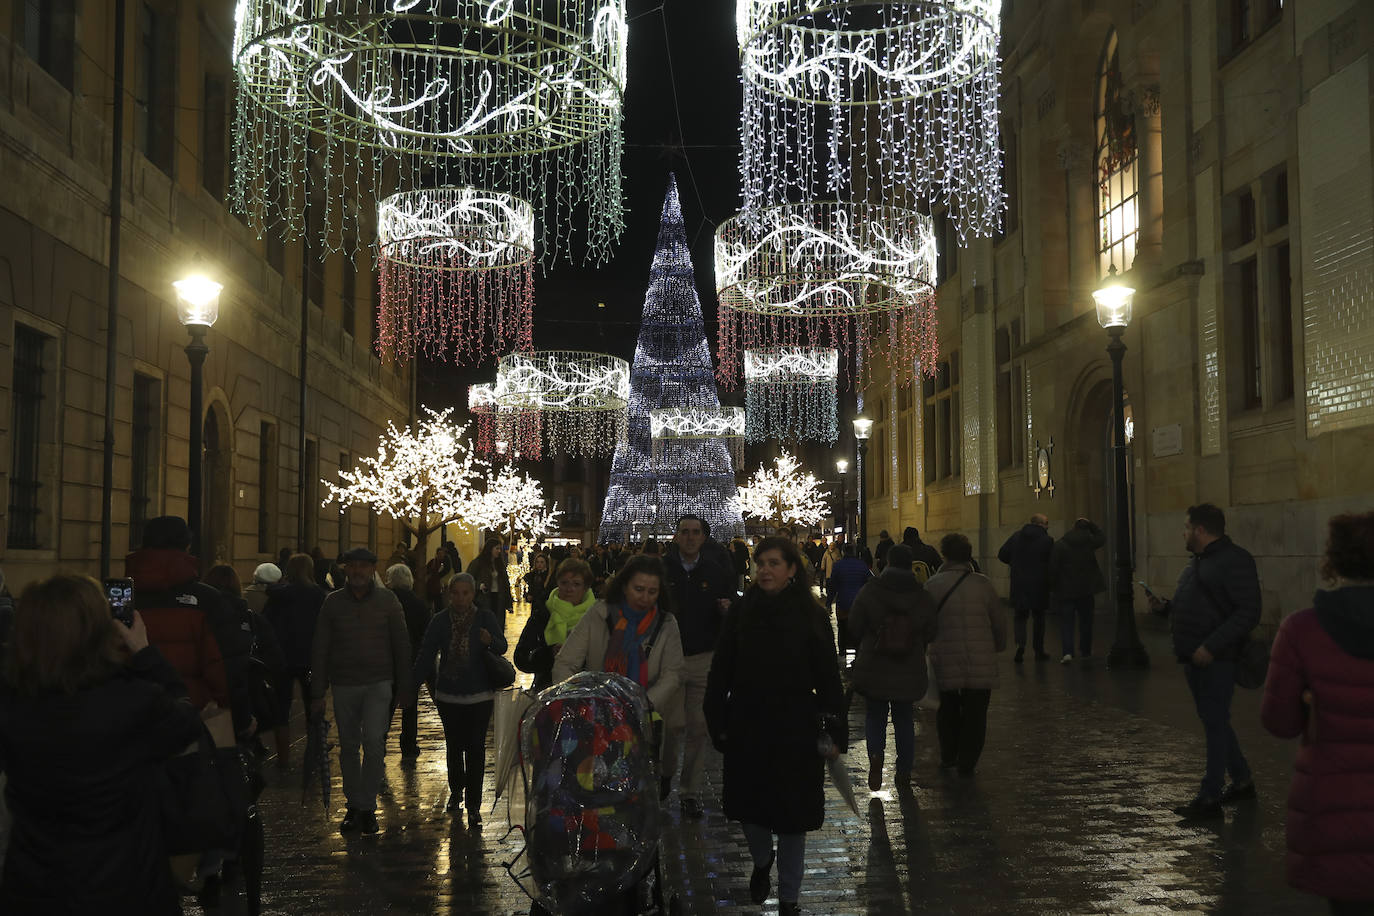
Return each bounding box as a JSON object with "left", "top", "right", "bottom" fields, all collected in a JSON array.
[{"left": 1106, "top": 642, "right": 1150, "bottom": 669}]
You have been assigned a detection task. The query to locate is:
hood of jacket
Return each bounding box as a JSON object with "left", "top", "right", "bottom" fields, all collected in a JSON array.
[
  {"left": 125, "top": 548, "right": 199, "bottom": 591},
  {"left": 1015, "top": 523, "right": 1053, "bottom": 545},
  {"left": 1059, "top": 526, "right": 1100, "bottom": 550},
  {"left": 874, "top": 566, "right": 922, "bottom": 595},
  {"left": 1314, "top": 585, "right": 1374, "bottom": 660}
]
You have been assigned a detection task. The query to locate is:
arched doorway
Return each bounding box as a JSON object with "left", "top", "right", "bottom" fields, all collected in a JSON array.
[
  {"left": 1069, "top": 379, "right": 1136, "bottom": 609},
  {"left": 202, "top": 403, "right": 234, "bottom": 567}
]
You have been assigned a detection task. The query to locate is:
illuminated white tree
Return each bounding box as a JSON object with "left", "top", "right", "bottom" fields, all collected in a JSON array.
[
  {"left": 323, "top": 406, "right": 487, "bottom": 596},
  {"left": 469, "top": 465, "right": 562, "bottom": 542},
  {"left": 737, "top": 450, "right": 831, "bottom": 531}
]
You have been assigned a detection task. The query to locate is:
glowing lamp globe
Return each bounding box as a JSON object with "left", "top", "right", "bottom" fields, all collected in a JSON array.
[
  {"left": 173, "top": 274, "right": 222, "bottom": 328},
  {"left": 1093, "top": 265, "right": 1135, "bottom": 329},
  {"left": 853, "top": 417, "right": 874, "bottom": 442},
  {"left": 836, "top": 458, "right": 849, "bottom": 475}
]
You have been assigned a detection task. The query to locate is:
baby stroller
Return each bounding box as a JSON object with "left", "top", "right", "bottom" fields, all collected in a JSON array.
[{"left": 514, "top": 672, "right": 678, "bottom": 916}]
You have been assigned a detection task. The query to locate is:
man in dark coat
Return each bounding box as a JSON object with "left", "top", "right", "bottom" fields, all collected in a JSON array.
[
  {"left": 873, "top": 530, "right": 895, "bottom": 571},
  {"left": 827, "top": 544, "right": 873, "bottom": 650},
  {"left": 386, "top": 563, "right": 432, "bottom": 761},
  {"left": 1149, "top": 504, "right": 1260, "bottom": 821},
  {"left": 901, "top": 527, "right": 943, "bottom": 578},
  {"left": 1050, "top": 518, "right": 1107, "bottom": 662},
  {"left": 997, "top": 514, "right": 1054, "bottom": 662},
  {"left": 662, "top": 515, "right": 737, "bottom": 816}
]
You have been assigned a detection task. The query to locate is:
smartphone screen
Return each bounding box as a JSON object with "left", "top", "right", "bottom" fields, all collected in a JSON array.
[{"left": 105, "top": 577, "right": 135, "bottom": 626}]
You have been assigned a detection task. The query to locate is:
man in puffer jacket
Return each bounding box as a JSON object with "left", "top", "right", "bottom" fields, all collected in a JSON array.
[
  {"left": 997, "top": 514, "right": 1054, "bottom": 663},
  {"left": 1149, "top": 503, "right": 1260, "bottom": 821}
]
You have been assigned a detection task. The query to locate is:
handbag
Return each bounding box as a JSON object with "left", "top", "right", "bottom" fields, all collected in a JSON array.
[{"left": 483, "top": 647, "right": 518, "bottom": 690}]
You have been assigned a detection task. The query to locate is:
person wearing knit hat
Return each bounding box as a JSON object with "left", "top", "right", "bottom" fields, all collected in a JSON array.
[{"left": 246, "top": 563, "right": 283, "bottom": 615}]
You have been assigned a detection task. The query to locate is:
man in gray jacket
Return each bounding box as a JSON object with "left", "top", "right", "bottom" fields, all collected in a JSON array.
[
  {"left": 1148, "top": 504, "right": 1260, "bottom": 821},
  {"left": 311, "top": 547, "right": 412, "bottom": 835}
]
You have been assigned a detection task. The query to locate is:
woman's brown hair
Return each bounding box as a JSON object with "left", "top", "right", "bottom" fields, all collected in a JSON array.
[
  {"left": 753, "top": 535, "right": 812, "bottom": 590},
  {"left": 287, "top": 553, "right": 315, "bottom": 585},
  {"left": 553, "top": 557, "right": 594, "bottom": 591},
  {"left": 204, "top": 564, "right": 242, "bottom": 597},
  {"left": 603, "top": 555, "right": 673, "bottom": 614},
  {"left": 4, "top": 574, "right": 127, "bottom": 695},
  {"left": 1322, "top": 512, "right": 1374, "bottom": 582}
]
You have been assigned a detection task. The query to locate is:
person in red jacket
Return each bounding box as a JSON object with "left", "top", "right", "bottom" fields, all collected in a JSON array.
[
  {"left": 1261, "top": 511, "right": 1374, "bottom": 915},
  {"left": 125, "top": 516, "right": 230, "bottom": 715}
]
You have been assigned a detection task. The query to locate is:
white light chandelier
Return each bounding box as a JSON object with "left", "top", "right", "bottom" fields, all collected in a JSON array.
[
  {"left": 495, "top": 350, "right": 630, "bottom": 457},
  {"left": 467, "top": 383, "right": 541, "bottom": 461},
  {"left": 650, "top": 406, "right": 747, "bottom": 463},
  {"left": 743, "top": 347, "right": 840, "bottom": 443},
  {"left": 232, "top": 0, "right": 627, "bottom": 262},
  {"left": 377, "top": 187, "right": 534, "bottom": 364},
  {"left": 737, "top": 0, "right": 1004, "bottom": 240},
  {"left": 716, "top": 201, "right": 940, "bottom": 387}
]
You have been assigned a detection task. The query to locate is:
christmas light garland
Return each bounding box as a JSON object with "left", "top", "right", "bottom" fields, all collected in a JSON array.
[
  {"left": 231, "top": 0, "right": 627, "bottom": 262},
  {"left": 650, "top": 407, "right": 747, "bottom": 464},
  {"left": 376, "top": 187, "right": 534, "bottom": 364},
  {"left": 742, "top": 347, "right": 839, "bottom": 443},
  {"left": 715, "top": 201, "right": 939, "bottom": 387},
  {"left": 467, "top": 383, "right": 542, "bottom": 460},
  {"left": 495, "top": 350, "right": 630, "bottom": 456},
  {"left": 737, "top": 0, "right": 1003, "bottom": 241}
]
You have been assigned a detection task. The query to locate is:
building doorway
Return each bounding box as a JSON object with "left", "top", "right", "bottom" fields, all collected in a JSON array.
[
  {"left": 1071, "top": 379, "right": 1135, "bottom": 610},
  {"left": 202, "top": 403, "right": 234, "bottom": 567}
]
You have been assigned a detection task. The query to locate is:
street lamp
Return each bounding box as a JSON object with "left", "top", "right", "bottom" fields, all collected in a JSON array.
[
  {"left": 852, "top": 416, "right": 872, "bottom": 549},
  {"left": 835, "top": 457, "right": 849, "bottom": 543},
  {"left": 173, "top": 271, "right": 222, "bottom": 560},
  {"left": 1094, "top": 265, "right": 1148, "bottom": 668}
]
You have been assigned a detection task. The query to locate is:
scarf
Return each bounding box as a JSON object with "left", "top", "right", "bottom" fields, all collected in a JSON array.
[
  {"left": 602, "top": 603, "right": 658, "bottom": 688},
  {"left": 443, "top": 603, "right": 477, "bottom": 676},
  {"left": 544, "top": 591, "right": 596, "bottom": 647}
]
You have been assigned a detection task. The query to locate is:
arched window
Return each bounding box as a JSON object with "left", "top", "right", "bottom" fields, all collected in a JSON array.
[{"left": 1094, "top": 30, "right": 1138, "bottom": 278}]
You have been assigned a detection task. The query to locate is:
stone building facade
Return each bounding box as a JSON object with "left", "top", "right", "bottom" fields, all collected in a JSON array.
[
  {"left": 0, "top": 1, "right": 412, "bottom": 590},
  {"left": 862, "top": 0, "right": 1374, "bottom": 630}
]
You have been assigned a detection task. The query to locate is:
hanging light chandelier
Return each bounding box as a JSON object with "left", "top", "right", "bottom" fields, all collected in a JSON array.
[
  {"left": 650, "top": 406, "right": 747, "bottom": 464},
  {"left": 231, "top": 0, "right": 627, "bottom": 262},
  {"left": 467, "top": 383, "right": 542, "bottom": 461},
  {"left": 736, "top": 0, "right": 1004, "bottom": 241},
  {"left": 376, "top": 187, "right": 534, "bottom": 364},
  {"left": 716, "top": 201, "right": 940, "bottom": 387},
  {"left": 495, "top": 351, "right": 630, "bottom": 456},
  {"left": 743, "top": 347, "right": 840, "bottom": 443}
]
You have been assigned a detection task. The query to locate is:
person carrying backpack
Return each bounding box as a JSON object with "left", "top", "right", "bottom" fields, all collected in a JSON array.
[{"left": 847, "top": 544, "right": 938, "bottom": 792}]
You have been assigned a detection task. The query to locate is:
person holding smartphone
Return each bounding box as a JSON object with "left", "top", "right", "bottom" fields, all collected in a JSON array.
[{"left": 0, "top": 574, "right": 203, "bottom": 914}]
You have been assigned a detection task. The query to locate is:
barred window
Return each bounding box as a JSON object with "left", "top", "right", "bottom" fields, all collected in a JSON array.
[
  {"left": 1095, "top": 30, "right": 1138, "bottom": 278},
  {"left": 8, "top": 327, "right": 50, "bottom": 549}
]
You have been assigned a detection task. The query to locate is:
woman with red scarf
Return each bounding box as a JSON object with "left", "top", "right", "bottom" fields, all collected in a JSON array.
[{"left": 552, "top": 555, "right": 685, "bottom": 761}]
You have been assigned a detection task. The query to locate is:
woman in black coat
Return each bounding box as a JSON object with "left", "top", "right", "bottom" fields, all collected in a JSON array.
[
  {"left": 0, "top": 574, "right": 203, "bottom": 914},
  {"left": 262, "top": 553, "right": 326, "bottom": 767},
  {"left": 705, "top": 536, "right": 845, "bottom": 916}
]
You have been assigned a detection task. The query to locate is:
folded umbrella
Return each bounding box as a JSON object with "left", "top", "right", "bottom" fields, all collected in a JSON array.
[
  {"left": 491, "top": 688, "right": 536, "bottom": 806},
  {"left": 301, "top": 713, "right": 332, "bottom": 812}
]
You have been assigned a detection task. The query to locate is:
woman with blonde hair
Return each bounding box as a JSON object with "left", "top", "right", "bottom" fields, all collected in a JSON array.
[{"left": 0, "top": 574, "right": 202, "bottom": 913}]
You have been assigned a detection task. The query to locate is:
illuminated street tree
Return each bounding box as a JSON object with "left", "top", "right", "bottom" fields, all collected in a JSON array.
[
  {"left": 470, "top": 465, "right": 562, "bottom": 542},
  {"left": 737, "top": 450, "right": 831, "bottom": 531},
  {"left": 324, "top": 406, "right": 486, "bottom": 597}
]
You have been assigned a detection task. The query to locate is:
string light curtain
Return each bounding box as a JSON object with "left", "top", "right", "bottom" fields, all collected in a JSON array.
[
  {"left": 716, "top": 202, "right": 940, "bottom": 387},
  {"left": 743, "top": 347, "right": 839, "bottom": 443},
  {"left": 232, "top": 0, "right": 627, "bottom": 262},
  {"left": 467, "top": 383, "right": 541, "bottom": 460},
  {"left": 601, "top": 176, "right": 745, "bottom": 543},
  {"left": 650, "top": 407, "right": 747, "bottom": 464},
  {"left": 495, "top": 351, "right": 630, "bottom": 457},
  {"left": 377, "top": 188, "right": 534, "bottom": 364},
  {"left": 736, "top": 0, "right": 1004, "bottom": 242}
]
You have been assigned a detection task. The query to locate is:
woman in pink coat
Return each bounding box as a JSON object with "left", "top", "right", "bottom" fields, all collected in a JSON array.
[{"left": 1261, "top": 511, "right": 1374, "bottom": 915}]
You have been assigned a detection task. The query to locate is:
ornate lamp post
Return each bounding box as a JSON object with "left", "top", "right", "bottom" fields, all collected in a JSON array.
[
  {"left": 835, "top": 457, "right": 849, "bottom": 543},
  {"left": 173, "top": 272, "right": 222, "bottom": 559},
  {"left": 1095, "top": 266, "right": 1148, "bottom": 668},
  {"left": 852, "top": 416, "right": 873, "bottom": 549}
]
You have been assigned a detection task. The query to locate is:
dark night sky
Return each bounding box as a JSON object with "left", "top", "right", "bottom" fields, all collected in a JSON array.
[{"left": 419, "top": 0, "right": 744, "bottom": 407}]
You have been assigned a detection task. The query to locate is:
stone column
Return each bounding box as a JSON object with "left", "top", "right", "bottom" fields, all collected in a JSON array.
[{"left": 1130, "top": 82, "right": 1163, "bottom": 274}]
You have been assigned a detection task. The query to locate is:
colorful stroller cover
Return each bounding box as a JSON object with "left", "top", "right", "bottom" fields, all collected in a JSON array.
[{"left": 521, "top": 672, "right": 660, "bottom": 915}]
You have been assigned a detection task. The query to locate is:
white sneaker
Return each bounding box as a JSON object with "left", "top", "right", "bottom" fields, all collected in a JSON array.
[{"left": 1060, "top": 654, "right": 1073, "bottom": 664}]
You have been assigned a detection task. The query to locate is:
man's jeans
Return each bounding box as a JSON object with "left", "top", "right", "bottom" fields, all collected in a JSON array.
[
  {"left": 864, "top": 698, "right": 915, "bottom": 772},
  {"left": 742, "top": 823, "right": 806, "bottom": 904},
  {"left": 1183, "top": 659, "right": 1251, "bottom": 799},
  {"left": 1059, "top": 596, "right": 1095, "bottom": 657},
  {"left": 333, "top": 680, "right": 394, "bottom": 814},
  {"left": 1014, "top": 605, "right": 1046, "bottom": 653},
  {"left": 665, "top": 651, "right": 714, "bottom": 799}
]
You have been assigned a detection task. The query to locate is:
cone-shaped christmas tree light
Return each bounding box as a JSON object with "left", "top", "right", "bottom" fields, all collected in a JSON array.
[{"left": 599, "top": 176, "right": 745, "bottom": 542}]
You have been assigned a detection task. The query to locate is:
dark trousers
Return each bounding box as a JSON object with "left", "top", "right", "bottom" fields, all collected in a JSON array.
[
  {"left": 274, "top": 667, "right": 310, "bottom": 723},
  {"left": 399, "top": 703, "right": 420, "bottom": 756},
  {"left": 1059, "top": 596, "right": 1095, "bottom": 657},
  {"left": 435, "top": 699, "right": 494, "bottom": 810},
  {"left": 936, "top": 688, "right": 992, "bottom": 773},
  {"left": 1183, "top": 659, "right": 1251, "bottom": 799},
  {"left": 1014, "top": 606, "right": 1046, "bottom": 653}
]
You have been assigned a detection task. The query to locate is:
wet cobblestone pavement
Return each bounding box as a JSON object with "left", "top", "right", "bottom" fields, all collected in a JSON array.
[{"left": 214, "top": 606, "right": 1322, "bottom": 915}]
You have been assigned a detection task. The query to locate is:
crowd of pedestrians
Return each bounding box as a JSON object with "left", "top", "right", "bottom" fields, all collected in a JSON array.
[{"left": 0, "top": 505, "right": 1372, "bottom": 915}]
